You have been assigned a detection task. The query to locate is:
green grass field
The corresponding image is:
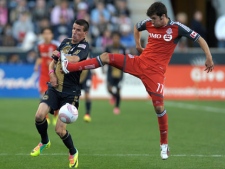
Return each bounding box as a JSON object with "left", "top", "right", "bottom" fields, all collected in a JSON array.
[{"left": 0, "top": 99, "right": 224, "bottom": 169}]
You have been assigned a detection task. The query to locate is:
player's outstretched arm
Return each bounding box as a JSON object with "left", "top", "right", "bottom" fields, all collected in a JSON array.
[
  {"left": 197, "top": 37, "right": 214, "bottom": 73},
  {"left": 134, "top": 26, "right": 144, "bottom": 54}
]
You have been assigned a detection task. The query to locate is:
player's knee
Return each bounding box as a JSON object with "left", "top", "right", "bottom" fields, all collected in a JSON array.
[
  {"left": 35, "top": 110, "right": 47, "bottom": 122},
  {"left": 154, "top": 105, "right": 164, "bottom": 114},
  {"left": 100, "top": 52, "right": 110, "bottom": 63},
  {"left": 55, "top": 126, "right": 65, "bottom": 137}
]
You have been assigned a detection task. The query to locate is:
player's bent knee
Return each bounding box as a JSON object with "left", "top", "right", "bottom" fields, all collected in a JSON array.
[
  {"left": 154, "top": 105, "right": 164, "bottom": 114},
  {"left": 55, "top": 121, "right": 67, "bottom": 137}
]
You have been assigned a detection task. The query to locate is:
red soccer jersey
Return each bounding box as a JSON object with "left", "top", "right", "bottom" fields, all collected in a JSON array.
[
  {"left": 37, "top": 40, "right": 59, "bottom": 92},
  {"left": 136, "top": 18, "right": 200, "bottom": 73}
]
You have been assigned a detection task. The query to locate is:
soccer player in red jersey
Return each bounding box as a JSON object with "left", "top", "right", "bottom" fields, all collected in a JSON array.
[
  {"left": 34, "top": 27, "right": 60, "bottom": 125},
  {"left": 61, "top": 2, "right": 214, "bottom": 160}
]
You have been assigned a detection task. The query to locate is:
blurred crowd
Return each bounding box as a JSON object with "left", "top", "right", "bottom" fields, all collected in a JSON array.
[{"left": 0, "top": 0, "right": 136, "bottom": 64}]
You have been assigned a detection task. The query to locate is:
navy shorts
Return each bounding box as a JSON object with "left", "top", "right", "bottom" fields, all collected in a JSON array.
[{"left": 41, "top": 86, "right": 79, "bottom": 114}]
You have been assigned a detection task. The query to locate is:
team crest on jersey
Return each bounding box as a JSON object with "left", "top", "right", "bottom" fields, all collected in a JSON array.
[
  {"left": 73, "top": 50, "right": 81, "bottom": 55},
  {"left": 42, "top": 95, "right": 49, "bottom": 100},
  {"left": 163, "top": 28, "right": 173, "bottom": 41},
  {"left": 190, "top": 31, "right": 197, "bottom": 38},
  {"left": 62, "top": 46, "right": 71, "bottom": 54},
  {"left": 166, "top": 28, "right": 173, "bottom": 34}
]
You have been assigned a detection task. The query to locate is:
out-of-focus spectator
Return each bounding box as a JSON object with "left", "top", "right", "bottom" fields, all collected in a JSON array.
[
  {"left": 0, "top": 0, "right": 8, "bottom": 34},
  {"left": 0, "top": 23, "right": 16, "bottom": 46},
  {"left": 95, "top": 29, "right": 112, "bottom": 51},
  {"left": 12, "top": 11, "right": 34, "bottom": 46},
  {"left": 25, "top": 50, "right": 38, "bottom": 64},
  {"left": 215, "top": 15, "right": 225, "bottom": 48},
  {"left": 35, "top": 17, "right": 51, "bottom": 36},
  {"left": 32, "top": 0, "right": 50, "bottom": 22},
  {"left": 117, "top": 11, "right": 132, "bottom": 30},
  {"left": 175, "top": 12, "right": 188, "bottom": 51},
  {"left": 0, "top": 54, "right": 7, "bottom": 63},
  {"left": 120, "top": 24, "right": 135, "bottom": 49},
  {"left": 191, "top": 10, "right": 206, "bottom": 47},
  {"left": 50, "top": 0, "right": 74, "bottom": 26},
  {"left": 115, "top": 0, "right": 130, "bottom": 17},
  {"left": 9, "top": 0, "right": 29, "bottom": 23},
  {"left": 90, "top": 1, "right": 111, "bottom": 25},
  {"left": 21, "top": 31, "right": 37, "bottom": 50},
  {"left": 8, "top": 53, "right": 22, "bottom": 64},
  {"left": 52, "top": 15, "right": 71, "bottom": 42},
  {"left": 76, "top": 2, "right": 90, "bottom": 21}
]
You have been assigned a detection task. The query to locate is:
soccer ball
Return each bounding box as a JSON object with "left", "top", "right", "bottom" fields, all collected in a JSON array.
[{"left": 58, "top": 103, "right": 78, "bottom": 124}]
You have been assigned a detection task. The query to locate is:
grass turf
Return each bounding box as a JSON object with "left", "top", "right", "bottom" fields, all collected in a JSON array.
[{"left": 0, "top": 99, "right": 224, "bottom": 169}]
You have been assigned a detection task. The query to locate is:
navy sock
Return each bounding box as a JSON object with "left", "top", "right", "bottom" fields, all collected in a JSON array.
[
  {"left": 35, "top": 118, "right": 49, "bottom": 144},
  {"left": 61, "top": 131, "right": 76, "bottom": 155}
]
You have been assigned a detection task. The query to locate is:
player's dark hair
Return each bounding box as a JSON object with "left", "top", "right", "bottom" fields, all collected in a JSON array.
[
  {"left": 41, "top": 27, "right": 53, "bottom": 34},
  {"left": 75, "top": 19, "right": 89, "bottom": 32},
  {"left": 146, "top": 2, "right": 167, "bottom": 18}
]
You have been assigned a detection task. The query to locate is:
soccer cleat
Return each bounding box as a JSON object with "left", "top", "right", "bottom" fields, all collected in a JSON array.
[
  {"left": 30, "top": 141, "right": 51, "bottom": 157},
  {"left": 83, "top": 114, "right": 91, "bottom": 122},
  {"left": 46, "top": 118, "right": 50, "bottom": 124},
  {"left": 69, "top": 150, "right": 79, "bottom": 168},
  {"left": 113, "top": 107, "right": 120, "bottom": 115},
  {"left": 52, "top": 114, "right": 58, "bottom": 126},
  {"left": 160, "top": 144, "right": 169, "bottom": 160}
]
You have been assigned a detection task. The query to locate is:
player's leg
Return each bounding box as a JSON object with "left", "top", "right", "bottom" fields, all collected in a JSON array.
[
  {"left": 113, "top": 85, "right": 121, "bottom": 114},
  {"left": 107, "top": 79, "right": 116, "bottom": 105},
  {"left": 67, "top": 52, "right": 128, "bottom": 72},
  {"left": 30, "top": 87, "right": 60, "bottom": 157},
  {"left": 151, "top": 94, "right": 169, "bottom": 160},
  {"left": 30, "top": 102, "right": 51, "bottom": 156},
  {"left": 55, "top": 119, "right": 78, "bottom": 168},
  {"left": 39, "top": 80, "right": 50, "bottom": 124},
  {"left": 83, "top": 91, "right": 92, "bottom": 122},
  {"left": 142, "top": 73, "right": 169, "bottom": 160},
  {"left": 58, "top": 95, "right": 79, "bottom": 168}
]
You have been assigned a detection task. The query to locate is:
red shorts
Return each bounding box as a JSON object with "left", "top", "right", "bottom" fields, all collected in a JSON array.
[{"left": 108, "top": 53, "right": 165, "bottom": 106}]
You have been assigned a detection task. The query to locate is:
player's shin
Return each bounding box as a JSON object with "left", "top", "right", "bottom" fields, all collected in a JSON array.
[
  {"left": 67, "top": 56, "right": 103, "bottom": 72},
  {"left": 61, "top": 130, "right": 77, "bottom": 155},
  {"left": 157, "top": 110, "right": 168, "bottom": 144},
  {"left": 35, "top": 118, "right": 49, "bottom": 144}
]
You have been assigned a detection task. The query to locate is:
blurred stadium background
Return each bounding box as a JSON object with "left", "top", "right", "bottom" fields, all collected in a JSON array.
[
  {"left": 0, "top": 1, "right": 225, "bottom": 169},
  {"left": 0, "top": 0, "right": 224, "bottom": 99}
]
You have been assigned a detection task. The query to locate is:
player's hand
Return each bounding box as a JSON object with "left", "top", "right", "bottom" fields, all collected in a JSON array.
[
  {"left": 51, "top": 50, "right": 60, "bottom": 61},
  {"left": 136, "top": 46, "right": 144, "bottom": 54},
  {"left": 60, "top": 51, "right": 70, "bottom": 74},
  {"left": 204, "top": 59, "right": 214, "bottom": 73},
  {"left": 49, "top": 73, "right": 58, "bottom": 87}
]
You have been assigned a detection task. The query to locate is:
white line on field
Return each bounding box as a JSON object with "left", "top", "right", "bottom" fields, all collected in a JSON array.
[
  {"left": 164, "top": 101, "right": 225, "bottom": 113},
  {"left": 0, "top": 153, "right": 223, "bottom": 157}
]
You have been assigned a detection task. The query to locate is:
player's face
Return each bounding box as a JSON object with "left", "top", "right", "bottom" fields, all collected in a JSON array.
[
  {"left": 42, "top": 29, "right": 53, "bottom": 43},
  {"left": 71, "top": 23, "right": 87, "bottom": 44},
  {"left": 150, "top": 14, "right": 165, "bottom": 28}
]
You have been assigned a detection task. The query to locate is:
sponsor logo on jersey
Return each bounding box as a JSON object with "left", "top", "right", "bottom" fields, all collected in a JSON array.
[
  {"left": 190, "top": 31, "right": 197, "bottom": 38},
  {"left": 163, "top": 34, "right": 172, "bottom": 41},
  {"left": 78, "top": 44, "right": 86, "bottom": 49},
  {"left": 149, "top": 33, "right": 162, "bottom": 39}
]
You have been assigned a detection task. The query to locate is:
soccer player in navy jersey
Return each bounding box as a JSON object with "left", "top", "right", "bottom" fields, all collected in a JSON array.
[
  {"left": 61, "top": 2, "right": 214, "bottom": 160},
  {"left": 30, "top": 19, "right": 90, "bottom": 168}
]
